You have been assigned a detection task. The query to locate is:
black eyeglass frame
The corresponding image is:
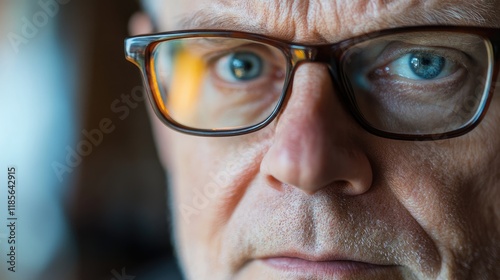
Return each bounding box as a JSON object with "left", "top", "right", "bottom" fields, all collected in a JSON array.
[{"left": 125, "top": 25, "right": 500, "bottom": 140}]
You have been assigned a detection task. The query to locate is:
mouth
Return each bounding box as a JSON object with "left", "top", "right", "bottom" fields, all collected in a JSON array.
[{"left": 261, "top": 254, "right": 398, "bottom": 277}]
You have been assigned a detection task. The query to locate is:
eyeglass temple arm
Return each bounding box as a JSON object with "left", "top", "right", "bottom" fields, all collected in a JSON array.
[{"left": 124, "top": 37, "right": 153, "bottom": 69}]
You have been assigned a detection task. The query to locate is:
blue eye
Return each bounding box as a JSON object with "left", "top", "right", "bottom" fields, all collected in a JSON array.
[
  {"left": 214, "top": 51, "right": 265, "bottom": 82},
  {"left": 409, "top": 52, "right": 445, "bottom": 79},
  {"left": 229, "top": 52, "right": 263, "bottom": 81},
  {"left": 379, "top": 51, "right": 457, "bottom": 81}
]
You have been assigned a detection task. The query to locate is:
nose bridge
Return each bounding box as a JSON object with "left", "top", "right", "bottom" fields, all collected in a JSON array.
[{"left": 260, "top": 62, "right": 373, "bottom": 195}]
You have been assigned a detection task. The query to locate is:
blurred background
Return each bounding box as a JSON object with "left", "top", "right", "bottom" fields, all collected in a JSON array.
[{"left": 0, "top": 0, "right": 182, "bottom": 279}]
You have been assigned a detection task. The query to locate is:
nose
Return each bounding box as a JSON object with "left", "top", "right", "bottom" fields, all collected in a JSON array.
[{"left": 260, "top": 63, "right": 373, "bottom": 195}]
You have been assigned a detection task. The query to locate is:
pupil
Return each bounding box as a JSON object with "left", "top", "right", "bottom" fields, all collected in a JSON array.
[
  {"left": 409, "top": 53, "right": 445, "bottom": 80},
  {"left": 230, "top": 52, "right": 262, "bottom": 81}
]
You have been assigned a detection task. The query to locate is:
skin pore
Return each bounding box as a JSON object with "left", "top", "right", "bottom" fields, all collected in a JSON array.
[{"left": 135, "top": 0, "right": 500, "bottom": 279}]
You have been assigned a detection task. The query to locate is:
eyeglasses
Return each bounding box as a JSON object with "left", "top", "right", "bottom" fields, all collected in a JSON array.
[{"left": 125, "top": 26, "right": 500, "bottom": 140}]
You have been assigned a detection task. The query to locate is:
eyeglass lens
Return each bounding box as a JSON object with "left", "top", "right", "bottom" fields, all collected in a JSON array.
[
  {"left": 342, "top": 31, "right": 492, "bottom": 135},
  {"left": 152, "top": 38, "right": 288, "bottom": 131},
  {"left": 150, "top": 32, "right": 493, "bottom": 134}
]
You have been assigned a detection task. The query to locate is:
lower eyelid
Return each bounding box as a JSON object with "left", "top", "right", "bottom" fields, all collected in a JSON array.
[
  {"left": 370, "top": 67, "right": 468, "bottom": 101},
  {"left": 210, "top": 64, "right": 280, "bottom": 90}
]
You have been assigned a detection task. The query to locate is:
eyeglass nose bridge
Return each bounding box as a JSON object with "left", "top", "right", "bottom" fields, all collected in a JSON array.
[
  {"left": 282, "top": 44, "right": 354, "bottom": 126},
  {"left": 288, "top": 44, "right": 342, "bottom": 75},
  {"left": 288, "top": 45, "right": 334, "bottom": 62},
  {"left": 286, "top": 44, "right": 345, "bottom": 94},
  {"left": 289, "top": 46, "right": 316, "bottom": 64}
]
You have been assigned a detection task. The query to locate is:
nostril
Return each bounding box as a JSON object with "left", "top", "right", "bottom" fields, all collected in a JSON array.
[
  {"left": 325, "top": 180, "right": 356, "bottom": 196},
  {"left": 264, "top": 175, "right": 283, "bottom": 192}
]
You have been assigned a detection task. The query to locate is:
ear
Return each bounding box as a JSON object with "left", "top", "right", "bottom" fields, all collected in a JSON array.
[{"left": 128, "top": 12, "right": 154, "bottom": 36}]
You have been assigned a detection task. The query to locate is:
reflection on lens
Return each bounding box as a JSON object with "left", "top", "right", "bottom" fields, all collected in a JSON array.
[
  {"left": 342, "top": 31, "right": 492, "bottom": 135},
  {"left": 152, "top": 38, "right": 287, "bottom": 131}
]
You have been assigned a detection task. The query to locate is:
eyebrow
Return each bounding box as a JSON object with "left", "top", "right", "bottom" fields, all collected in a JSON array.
[
  {"left": 409, "top": 1, "right": 497, "bottom": 26},
  {"left": 174, "top": 1, "right": 498, "bottom": 40}
]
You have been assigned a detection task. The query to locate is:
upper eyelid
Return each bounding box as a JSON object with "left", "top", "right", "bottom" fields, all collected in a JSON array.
[
  {"left": 371, "top": 42, "right": 471, "bottom": 69},
  {"left": 204, "top": 44, "right": 284, "bottom": 64}
]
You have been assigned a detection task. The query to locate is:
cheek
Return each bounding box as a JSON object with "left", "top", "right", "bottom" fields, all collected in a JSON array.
[
  {"left": 370, "top": 96, "right": 500, "bottom": 270},
  {"left": 164, "top": 129, "right": 272, "bottom": 271},
  {"left": 165, "top": 134, "right": 224, "bottom": 275},
  {"left": 379, "top": 149, "right": 467, "bottom": 245}
]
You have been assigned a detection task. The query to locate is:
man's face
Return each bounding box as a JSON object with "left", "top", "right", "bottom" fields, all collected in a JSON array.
[{"left": 143, "top": 0, "right": 500, "bottom": 279}]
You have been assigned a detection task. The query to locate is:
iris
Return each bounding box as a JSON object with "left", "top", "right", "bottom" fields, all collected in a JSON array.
[
  {"left": 409, "top": 52, "right": 445, "bottom": 79},
  {"left": 229, "top": 52, "right": 263, "bottom": 81}
]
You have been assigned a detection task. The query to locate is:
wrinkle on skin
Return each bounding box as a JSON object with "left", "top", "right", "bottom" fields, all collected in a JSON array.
[
  {"left": 210, "top": 133, "right": 273, "bottom": 232},
  {"left": 222, "top": 177, "right": 441, "bottom": 279},
  {"left": 150, "top": 0, "right": 498, "bottom": 43},
  {"left": 360, "top": 107, "right": 500, "bottom": 278}
]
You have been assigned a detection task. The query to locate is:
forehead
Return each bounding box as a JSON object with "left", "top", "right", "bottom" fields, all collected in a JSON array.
[{"left": 150, "top": 0, "right": 499, "bottom": 43}]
